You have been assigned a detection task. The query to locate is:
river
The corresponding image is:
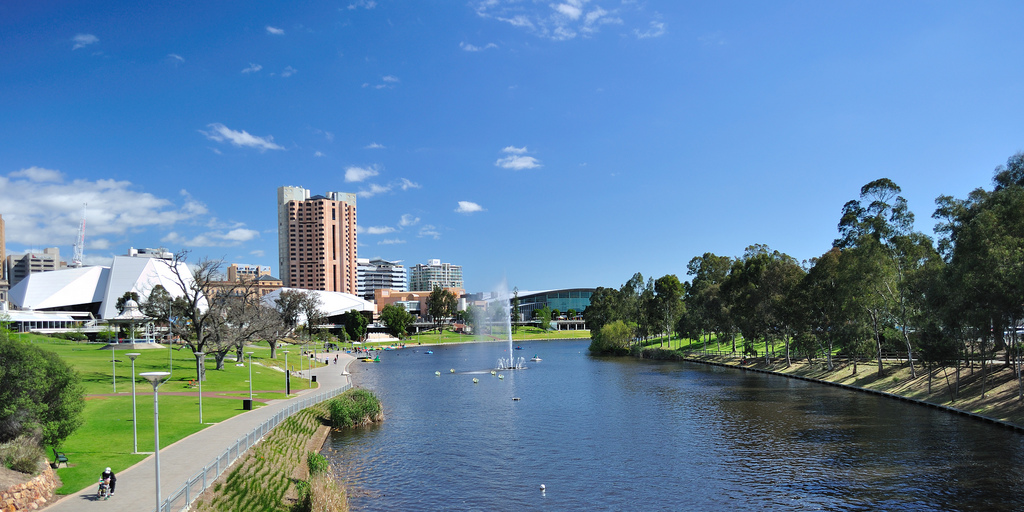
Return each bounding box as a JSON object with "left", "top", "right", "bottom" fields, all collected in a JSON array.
[{"left": 323, "top": 339, "right": 1024, "bottom": 511}]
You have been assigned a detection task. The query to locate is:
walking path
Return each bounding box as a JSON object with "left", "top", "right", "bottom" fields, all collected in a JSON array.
[{"left": 46, "top": 350, "right": 356, "bottom": 512}]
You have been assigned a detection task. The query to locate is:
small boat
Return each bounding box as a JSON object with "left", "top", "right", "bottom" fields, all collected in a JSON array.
[
  {"left": 514, "top": 346, "right": 524, "bottom": 350},
  {"left": 425, "top": 350, "right": 433, "bottom": 354},
  {"left": 373, "top": 356, "right": 380, "bottom": 363},
  {"left": 530, "top": 355, "right": 542, "bottom": 362},
  {"left": 360, "top": 357, "right": 374, "bottom": 362}
]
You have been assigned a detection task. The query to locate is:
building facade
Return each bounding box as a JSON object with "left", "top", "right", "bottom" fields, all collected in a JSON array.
[
  {"left": 409, "top": 259, "right": 463, "bottom": 291},
  {"left": 6, "top": 247, "right": 66, "bottom": 288},
  {"left": 277, "top": 186, "right": 358, "bottom": 294},
  {"left": 357, "top": 257, "right": 407, "bottom": 301},
  {"left": 207, "top": 263, "right": 283, "bottom": 299},
  {"left": 0, "top": 214, "right": 7, "bottom": 304}
]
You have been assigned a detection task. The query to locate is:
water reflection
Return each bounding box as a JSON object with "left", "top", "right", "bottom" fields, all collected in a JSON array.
[{"left": 325, "top": 340, "right": 1024, "bottom": 511}]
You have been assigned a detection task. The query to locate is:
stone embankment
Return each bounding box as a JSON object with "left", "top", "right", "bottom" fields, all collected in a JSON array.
[{"left": 1, "top": 466, "right": 59, "bottom": 511}]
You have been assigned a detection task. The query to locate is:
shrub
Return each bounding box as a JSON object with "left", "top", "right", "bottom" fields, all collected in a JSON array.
[
  {"left": 0, "top": 436, "right": 44, "bottom": 474},
  {"left": 329, "top": 389, "right": 383, "bottom": 429},
  {"left": 306, "top": 451, "right": 329, "bottom": 476}
]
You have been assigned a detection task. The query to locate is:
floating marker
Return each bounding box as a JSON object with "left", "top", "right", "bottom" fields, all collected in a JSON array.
[
  {"left": 435, "top": 371, "right": 441, "bottom": 376},
  {"left": 498, "top": 374, "right": 504, "bottom": 380},
  {"left": 490, "top": 370, "right": 496, "bottom": 375},
  {"left": 539, "top": 484, "right": 545, "bottom": 491},
  {"left": 450, "top": 368, "right": 455, "bottom": 373},
  {"left": 473, "top": 378, "right": 479, "bottom": 384}
]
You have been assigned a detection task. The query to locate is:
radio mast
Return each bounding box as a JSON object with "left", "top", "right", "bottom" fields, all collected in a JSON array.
[{"left": 71, "top": 203, "right": 86, "bottom": 267}]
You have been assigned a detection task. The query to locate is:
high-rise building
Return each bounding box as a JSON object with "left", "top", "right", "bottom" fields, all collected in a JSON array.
[
  {"left": 277, "top": 186, "right": 358, "bottom": 293},
  {"left": 357, "top": 257, "right": 408, "bottom": 301},
  {"left": 0, "top": 214, "right": 7, "bottom": 304},
  {"left": 409, "top": 259, "right": 463, "bottom": 291},
  {"left": 6, "top": 247, "right": 66, "bottom": 288}
]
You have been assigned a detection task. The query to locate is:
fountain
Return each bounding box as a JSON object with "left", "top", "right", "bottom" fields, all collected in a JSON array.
[{"left": 494, "top": 281, "right": 526, "bottom": 370}]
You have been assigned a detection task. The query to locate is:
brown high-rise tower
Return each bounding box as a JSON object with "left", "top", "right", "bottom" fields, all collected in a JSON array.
[{"left": 277, "top": 186, "right": 358, "bottom": 294}]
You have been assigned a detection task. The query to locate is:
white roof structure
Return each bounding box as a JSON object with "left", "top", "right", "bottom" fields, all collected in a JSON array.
[
  {"left": 262, "top": 287, "right": 375, "bottom": 323},
  {"left": 9, "top": 255, "right": 199, "bottom": 319}
]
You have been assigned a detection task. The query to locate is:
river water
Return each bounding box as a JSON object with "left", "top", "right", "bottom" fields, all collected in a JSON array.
[{"left": 323, "top": 339, "right": 1024, "bottom": 511}]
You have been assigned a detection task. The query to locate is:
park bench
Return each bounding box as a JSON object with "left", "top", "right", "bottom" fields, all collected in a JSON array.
[{"left": 52, "top": 448, "right": 69, "bottom": 468}]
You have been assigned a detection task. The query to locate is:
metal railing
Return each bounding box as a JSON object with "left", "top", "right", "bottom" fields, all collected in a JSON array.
[{"left": 155, "top": 383, "right": 351, "bottom": 512}]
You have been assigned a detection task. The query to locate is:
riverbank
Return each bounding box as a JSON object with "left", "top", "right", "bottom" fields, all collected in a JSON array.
[{"left": 646, "top": 348, "right": 1024, "bottom": 430}]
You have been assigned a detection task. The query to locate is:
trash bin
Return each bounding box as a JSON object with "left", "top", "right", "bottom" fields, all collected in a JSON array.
[
  {"left": 243, "top": 399, "right": 253, "bottom": 410},
  {"left": 311, "top": 375, "right": 317, "bottom": 383}
]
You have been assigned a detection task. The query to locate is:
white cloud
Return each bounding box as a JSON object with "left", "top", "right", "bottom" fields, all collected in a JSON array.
[
  {"left": 345, "top": 165, "right": 379, "bottom": 182},
  {"left": 0, "top": 169, "right": 210, "bottom": 247},
  {"left": 399, "top": 178, "right": 420, "bottom": 190},
  {"left": 242, "top": 63, "right": 263, "bottom": 73},
  {"left": 475, "top": 1, "right": 642, "bottom": 41},
  {"left": 399, "top": 214, "right": 420, "bottom": 227},
  {"left": 314, "top": 151, "right": 325, "bottom": 157},
  {"left": 382, "top": 75, "right": 399, "bottom": 83},
  {"left": 635, "top": 21, "right": 666, "bottom": 39},
  {"left": 281, "top": 66, "right": 297, "bottom": 77},
  {"left": 455, "top": 201, "right": 485, "bottom": 214},
  {"left": 266, "top": 26, "right": 285, "bottom": 35},
  {"left": 366, "top": 226, "right": 396, "bottom": 235},
  {"left": 162, "top": 226, "right": 259, "bottom": 247},
  {"left": 72, "top": 34, "right": 98, "bottom": 50},
  {"left": 10, "top": 166, "right": 64, "bottom": 183},
  {"left": 460, "top": 41, "right": 498, "bottom": 52},
  {"left": 379, "top": 239, "right": 405, "bottom": 245},
  {"left": 357, "top": 183, "right": 392, "bottom": 198},
  {"left": 495, "top": 146, "right": 541, "bottom": 170},
  {"left": 418, "top": 225, "right": 441, "bottom": 239},
  {"left": 168, "top": 53, "right": 185, "bottom": 63},
  {"left": 200, "top": 123, "right": 284, "bottom": 151},
  {"left": 347, "top": 0, "right": 377, "bottom": 9},
  {"left": 364, "top": 142, "right": 386, "bottom": 149}
]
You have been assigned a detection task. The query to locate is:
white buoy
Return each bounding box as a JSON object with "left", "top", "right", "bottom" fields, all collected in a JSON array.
[
  {"left": 498, "top": 374, "right": 504, "bottom": 380},
  {"left": 490, "top": 370, "right": 496, "bottom": 375},
  {"left": 473, "top": 378, "right": 479, "bottom": 383},
  {"left": 435, "top": 371, "right": 441, "bottom": 376},
  {"left": 450, "top": 368, "right": 455, "bottom": 373},
  {"left": 539, "top": 484, "right": 545, "bottom": 490}
]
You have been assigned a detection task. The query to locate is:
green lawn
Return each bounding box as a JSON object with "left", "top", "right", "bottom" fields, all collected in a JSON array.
[{"left": 19, "top": 335, "right": 332, "bottom": 494}]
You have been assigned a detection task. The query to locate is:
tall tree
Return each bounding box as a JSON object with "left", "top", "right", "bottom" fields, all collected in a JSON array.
[
  {"left": 340, "top": 310, "right": 369, "bottom": 342},
  {"left": 653, "top": 274, "right": 685, "bottom": 347},
  {"left": 380, "top": 304, "right": 415, "bottom": 339},
  {"left": 427, "top": 286, "right": 457, "bottom": 335}
]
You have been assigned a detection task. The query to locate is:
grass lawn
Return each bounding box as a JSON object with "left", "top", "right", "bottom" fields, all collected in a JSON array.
[{"left": 18, "top": 335, "right": 333, "bottom": 494}]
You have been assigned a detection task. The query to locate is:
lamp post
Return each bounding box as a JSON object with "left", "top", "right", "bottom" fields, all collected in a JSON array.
[
  {"left": 247, "top": 351, "right": 254, "bottom": 403},
  {"left": 284, "top": 350, "right": 290, "bottom": 396},
  {"left": 111, "top": 343, "right": 117, "bottom": 393},
  {"left": 126, "top": 353, "right": 141, "bottom": 453},
  {"left": 140, "top": 371, "right": 170, "bottom": 512},
  {"left": 194, "top": 352, "right": 205, "bottom": 424}
]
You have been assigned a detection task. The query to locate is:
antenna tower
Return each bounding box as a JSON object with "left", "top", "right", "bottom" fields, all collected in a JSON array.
[{"left": 72, "top": 203, "right": 87, "bottom": 267}]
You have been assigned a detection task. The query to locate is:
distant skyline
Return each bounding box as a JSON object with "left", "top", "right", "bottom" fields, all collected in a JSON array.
[{"left": 3, "top": 1, "right": 1024, "bottom": 293}]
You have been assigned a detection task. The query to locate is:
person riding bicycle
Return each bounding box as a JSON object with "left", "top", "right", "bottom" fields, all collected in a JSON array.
[{"left": 101, "top": 467, "right": 117, "bottom": 496}]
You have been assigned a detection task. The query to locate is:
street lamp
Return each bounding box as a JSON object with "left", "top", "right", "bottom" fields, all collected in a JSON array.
[
  {"left": 284, "top": 350, "right": 290, "bottom": 396},
  {"left": 140, "top": 371, "right": 170, "bottom": 512},
  {"left": 111, "top": 343, "right": 117, "bottom": 393},
  {"left": 247, "top": 352, "right": 255, "bottom": 403},
  {"left": 126, "top": 353, "right": 141, "bottom": 453},
  {"left": 194, "top": 352, "right": 205, "bottom": 424}
]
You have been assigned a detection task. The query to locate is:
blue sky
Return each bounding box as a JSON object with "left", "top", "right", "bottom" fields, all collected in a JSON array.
[{"left": 3, "top": 1, "right": 1024, "bottom": 293}]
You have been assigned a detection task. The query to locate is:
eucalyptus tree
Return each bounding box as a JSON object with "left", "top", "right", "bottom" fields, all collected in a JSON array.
[
  {"left": 380, "top": 304, "right": 415, "bottom": 339},
  {"left": 934, "top": 152, "right": 1024, "bottom": 398},
  {"left": 653, "top": 274, "right": 685, "bottom": 347},
  {"left": 724, "top": 245, "right": 804, "bottom": 365},
  {"left": 427, "top": 286, "right": 457, "bottom": 335},
  {"left": 685, "top": 253, "right": 733, "bottom": 352},
  {"left": 835, "top": 179, "right": 935, "bottom": 377}
]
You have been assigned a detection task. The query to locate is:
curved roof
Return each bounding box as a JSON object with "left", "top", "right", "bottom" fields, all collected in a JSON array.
[{"left": 262, "top": 288, "right": 374, "bottom": 322}]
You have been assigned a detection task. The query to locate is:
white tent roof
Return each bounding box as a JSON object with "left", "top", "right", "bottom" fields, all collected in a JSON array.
[
  {"left": 8, "top": 266, "right": 108, "bottom": 311},
  {"left": 9, "top": 255, "right": 201, "bottom": 319},
  {"left": 262, "top": 288, "right": 375, "bottom": 322}
]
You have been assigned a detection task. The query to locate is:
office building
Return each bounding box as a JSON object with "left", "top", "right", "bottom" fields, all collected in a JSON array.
[
  {"left": 277, "top": 186, "right": 358, "bottom": 294},
  {"left": 6, "top": 247, "right": 66, "bottom": 288},
  {"left": 357, "top": 257, "right": 407, "bottom": 301},
  {"left": 409, "top": 259, "right": 463, "bottom": 291}
]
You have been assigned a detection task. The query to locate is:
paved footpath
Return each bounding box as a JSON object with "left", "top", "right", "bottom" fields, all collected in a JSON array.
[{"left": 46, "top": 350, "right": 356, "bottom": 512}]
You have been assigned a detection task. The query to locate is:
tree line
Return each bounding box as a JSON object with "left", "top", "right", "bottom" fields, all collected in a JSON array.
[{"left": 585, "top": 151, "right": 1024, "bottom": 401}]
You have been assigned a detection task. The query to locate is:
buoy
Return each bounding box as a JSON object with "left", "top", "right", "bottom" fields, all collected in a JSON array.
[
  {"left": 450, "top": 368, "right": 455, "bottom": 373},
  {"left": 473, "top": 378, "right": 479, "bottom": 384},
  {"left": 490, "top": 370, "right": 496, "bottom": 375},
  {"left": 513, "top": 397, "right": 521, "bottom": 401},
  {"left": 539, "top": 484, "right": 545, "bottom": 491},
  {"left": 498, "top": 374, "right": 504, "bottom": 380},
  {"left": 435, "top": 371, "right": 441, "bottom": 376}
]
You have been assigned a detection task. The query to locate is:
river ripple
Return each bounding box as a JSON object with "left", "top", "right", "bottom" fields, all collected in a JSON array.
[{"left": 323, "top": 339, "right": 1024, "bottom": 511}]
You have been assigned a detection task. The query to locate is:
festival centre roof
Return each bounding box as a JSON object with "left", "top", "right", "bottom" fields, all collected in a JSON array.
[
  {"left": 261, "top": 288, "right": 375, "bottom": 323},
  {"left": 8, "top": 255, "right": 198, "bottom": 319}
]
